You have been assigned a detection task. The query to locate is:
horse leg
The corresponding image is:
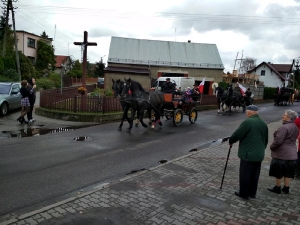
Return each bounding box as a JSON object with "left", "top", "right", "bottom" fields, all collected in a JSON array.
[
  {"left": 139, "top": 108, "right": 148, "bottom": 128},
  {"left": 135, "top": 108, "right": 140, "bottom": 127},
  {"left": 148, "top": 109, "right": 153, "bottom": 126},
  {"left": 124, "top": 107, "right": 133, "bottom": 133}
]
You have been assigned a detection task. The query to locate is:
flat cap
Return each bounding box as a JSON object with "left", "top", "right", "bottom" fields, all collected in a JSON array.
[
  {"left": 166, "top": 78, "right": 170, "bottom": 81},
  {"left": 193, "top": 83, "right": 198, "bottom": 86},
  {"left": 246, "top": 105, "right": 258, "bottom": 111}
]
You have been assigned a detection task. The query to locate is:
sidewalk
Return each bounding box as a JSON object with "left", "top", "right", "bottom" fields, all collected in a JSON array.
[{"left": 1, "top": 120, "right": 300, "bottom": 225}]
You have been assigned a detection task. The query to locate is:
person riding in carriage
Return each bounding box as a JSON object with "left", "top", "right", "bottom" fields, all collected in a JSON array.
[
  {"left": 161, "top": 78, "right": 176, "bottom": 96},
  {"left": 190, "top": 83, "right": 201, "bottom": 101},
  {"left": 244, "top": 88, "right": 253, "bottom": 106}
]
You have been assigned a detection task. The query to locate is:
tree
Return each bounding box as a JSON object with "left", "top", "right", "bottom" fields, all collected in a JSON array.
[
  {"left": 18, "top": 52, "right": 37, "bottom": 80},
  {"left": 94, "top": 58, "right": 106, "bottom": 77},
  {"left": 35, "top": 40, "right": 56, "bottom": 77},
  {"left": 40, "top": 31, "right": 49, "bottom": 38},
  {"left": 66, "top": 59, "right": 82, "bottom": 77},
  {"left": 241, "top": 57, "right": 256, "bottom": 73},
  {"left": 0, "top": 10, "right": 14, "bottom": 56}
]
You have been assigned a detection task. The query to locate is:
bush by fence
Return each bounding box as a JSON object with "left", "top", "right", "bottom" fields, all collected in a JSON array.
[{"left": 264, "top": 87, "right": 277, "bottom": 99}]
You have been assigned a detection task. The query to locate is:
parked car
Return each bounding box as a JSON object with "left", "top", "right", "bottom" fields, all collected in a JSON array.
[
  {"left": 0, "top": 82, "right": 22, "bottom": 115},
  {"left": 97, "top": 78, "right": 104, "bottom": 89}
]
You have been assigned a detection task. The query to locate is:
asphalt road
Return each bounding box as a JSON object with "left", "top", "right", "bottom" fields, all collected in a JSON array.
[{"left": 0, "top": 101, "right": 299, "bottom": 217}]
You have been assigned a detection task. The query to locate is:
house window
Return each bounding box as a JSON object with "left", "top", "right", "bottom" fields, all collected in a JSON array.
[
  {"left": 27, "top": 38, "right": 35, "bottom": 48},
  {"left": 261, "top": 70, "right": 265, "bottom": 76},
  {"left": 27, "top": 56, "right": 35, "bottom": 64}
]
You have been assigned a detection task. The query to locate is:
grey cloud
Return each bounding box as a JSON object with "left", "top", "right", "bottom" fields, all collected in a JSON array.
[
  {"left": 88, "top": 28, "right": 118, "bottom": 37},
  {"left": 159, "top": 0, "right": 300, "bottom": 43}
]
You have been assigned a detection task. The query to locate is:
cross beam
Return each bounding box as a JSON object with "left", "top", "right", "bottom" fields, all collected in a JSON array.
[{"left": 74, "top": 31, "right": 97, "bottom": 88}]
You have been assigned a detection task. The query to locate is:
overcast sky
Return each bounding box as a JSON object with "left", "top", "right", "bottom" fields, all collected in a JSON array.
[{"left": 10, "top": 0, "right": 300, "bottom": 72}]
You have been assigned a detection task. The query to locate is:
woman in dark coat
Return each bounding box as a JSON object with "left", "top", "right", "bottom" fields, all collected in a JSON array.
[
  {"left": 294, "top": 111, "right": 300, "bottom": 178},
  {"left": 268, "top": 109, "right": 298, "bottom": 194},
  {"left": 17, "top": 80, "right": 31, "bottom": 124},
  {"left": 26, "top": 78, "right": 36, "bottom": 123}
]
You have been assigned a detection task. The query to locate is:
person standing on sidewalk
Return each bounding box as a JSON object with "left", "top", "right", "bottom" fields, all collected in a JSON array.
[
  {"left": 294, "top": 111, "right": 300, "bottom": 178},
  {"left": 268, "top": 110, "right": 298, "bottom": 194},
  {"left": 26, "top": 78, "right": 36, "bottom": 123},
  {"left": 17, "top": 80, "right": 31, "bottom": 124},
  {"left": 229, "top": 105, "right": 268, "bottom": 200}
]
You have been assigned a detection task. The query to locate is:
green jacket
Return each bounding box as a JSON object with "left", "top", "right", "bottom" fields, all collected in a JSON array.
[{"left": 229, "top": 114, "right": 268, "bottom": 162}]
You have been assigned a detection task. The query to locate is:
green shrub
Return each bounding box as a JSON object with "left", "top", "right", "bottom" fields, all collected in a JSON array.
[
  {"left": 91, "top": 87, "right": 104, "bottom": 96},
  {"left": 48, "top": 72, "right": 61, "bottom": 88},
  {"left": 104, "top": 90, "right": 113, "bottom": 96},
  {"left": 36, "top": 78, "right": 55, "bottom": 90},
  {"left": 218, "top": 81, "right": 228, "bottom": 89},
  {"left": 3, "top": 69, "right": 19, "bottom": 81},
  {"left": 264, "top": 87, "right": 277, "bottom": 99},
  {"left": 0, "top": 75, "right": 14, "bottom": 82}
]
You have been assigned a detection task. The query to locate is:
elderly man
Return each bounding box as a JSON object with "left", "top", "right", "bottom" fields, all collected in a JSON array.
[{"left": 229, "top": 105, "right": 268, "bottom": 200}]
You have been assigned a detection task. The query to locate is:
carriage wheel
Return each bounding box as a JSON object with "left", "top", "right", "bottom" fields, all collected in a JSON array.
[
  {"left": 189, "top": 108, "right": 198, "bottom": 124},
  {"left": 173, "top": 109, "right": 183, "bottom": 126}
]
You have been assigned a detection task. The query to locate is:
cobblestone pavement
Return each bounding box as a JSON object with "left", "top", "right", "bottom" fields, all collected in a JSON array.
[{"left": 1, "top": 120, "right": 300, "bottom": 225}]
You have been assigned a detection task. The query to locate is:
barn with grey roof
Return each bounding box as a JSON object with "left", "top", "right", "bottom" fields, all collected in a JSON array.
[{"left": 105, "top": 37, "right": 224, "bottom": 94}]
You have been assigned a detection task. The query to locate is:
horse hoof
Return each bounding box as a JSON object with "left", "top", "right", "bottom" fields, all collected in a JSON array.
[
  {"left": 135, "top": 124, "right": 139, "bottom": 127},
  {"left": 118, "top": 127, "right": 122, "bottom": 131},
  {"left": 158, "top": 121, "right": 162, "bottom": 126},
  {"left": 142, "top": 124, "right": 148, "bottom": 128},
  {"left": 126, "top": 128, "right": 131, "bottom": 133},
  {"left": 151, "top": 125, "right": 155, "bottom": 129}
]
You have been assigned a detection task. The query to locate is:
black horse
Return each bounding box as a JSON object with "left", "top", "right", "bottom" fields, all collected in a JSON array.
[
  {"left": 122, "top": 78, "right": 164, "bottom": 129},
  {"left": 274, "top": 87, "right": 294, "bottom": 106},
  {"left": 215, "top": 86, "right": 225, "bottom": 113},
  {"left": 216, "top": 86, "right": 245, "bottom": 113},
  {"left": 112, "top": 79, "right": 139, "bottom": 132}
]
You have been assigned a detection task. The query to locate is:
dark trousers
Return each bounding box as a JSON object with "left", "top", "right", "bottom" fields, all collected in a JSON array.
[
  {"left": 239, "top": 159, "right": 262, "bottom": 197},
  {"left": 27, "top": 103, "right": 34, "bottom": 121}
]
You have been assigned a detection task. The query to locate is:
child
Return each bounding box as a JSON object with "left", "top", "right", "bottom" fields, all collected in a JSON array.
[{"left": 179, "top": 87, "right": 192, "bottom": 105}]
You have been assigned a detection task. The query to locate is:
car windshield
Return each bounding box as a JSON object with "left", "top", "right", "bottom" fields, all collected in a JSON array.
[{"left": 0, "top": 84, "right": 11, "bottom": 94}]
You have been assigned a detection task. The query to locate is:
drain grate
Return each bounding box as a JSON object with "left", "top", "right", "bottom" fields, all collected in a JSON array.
[{"left": 74, "top": 136, "right": 90, "bottom": 141}]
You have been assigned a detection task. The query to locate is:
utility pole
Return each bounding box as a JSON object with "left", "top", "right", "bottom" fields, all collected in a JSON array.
[
  {"left": 2, "top": 0, "right": 9, "bottom": 56},
  {"left": 1, "top": 0, "right": 21, "bottom": 80}
]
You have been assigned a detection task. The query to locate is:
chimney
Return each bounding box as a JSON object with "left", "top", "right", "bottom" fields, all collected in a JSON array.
[{"left": 188, "top": 40, "right": 191, "bottom": 43}]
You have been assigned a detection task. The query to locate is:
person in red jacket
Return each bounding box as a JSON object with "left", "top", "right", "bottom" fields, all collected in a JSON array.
[{"left": 294, "top": 111, "right": 300, "bottom": 178}]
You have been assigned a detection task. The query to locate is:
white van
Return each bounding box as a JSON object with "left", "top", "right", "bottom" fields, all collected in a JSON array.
[{"left": 152, "top": 77, "right": 195, "bottom": 91}]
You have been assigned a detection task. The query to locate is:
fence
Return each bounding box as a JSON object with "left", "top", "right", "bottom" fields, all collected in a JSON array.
[{"left": 40, "top": 88, "right": 218, "bottom": 114}]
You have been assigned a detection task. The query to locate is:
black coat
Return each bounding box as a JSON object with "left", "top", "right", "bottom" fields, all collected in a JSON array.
[{"left": 161, "top": 82, "right": 175, "bottom": 93}]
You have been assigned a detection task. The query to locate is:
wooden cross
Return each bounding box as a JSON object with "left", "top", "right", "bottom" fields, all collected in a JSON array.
[{"left": 74, "top": 31, "right": 97, "bottom": 88}]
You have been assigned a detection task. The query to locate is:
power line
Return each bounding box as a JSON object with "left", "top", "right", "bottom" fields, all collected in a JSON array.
[{"left": 13, "top": 4, "right": 300, "bottom": 25}]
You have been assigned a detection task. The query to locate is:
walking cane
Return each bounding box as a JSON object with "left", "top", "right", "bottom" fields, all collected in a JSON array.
[{"left": 220, "top": 145, "right": 232, "bottom": 189}]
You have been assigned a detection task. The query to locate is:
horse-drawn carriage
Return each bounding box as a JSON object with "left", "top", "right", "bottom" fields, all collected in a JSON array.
[
  {"left": 163, "top": 93, "right": 200, "bottom": 126},
  {"left": 274, "top": 87, "right": 294, "bottom": 106}
]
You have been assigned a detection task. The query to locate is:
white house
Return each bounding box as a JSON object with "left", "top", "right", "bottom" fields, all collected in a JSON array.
[
  {"left": 248, "top": 62, "right": 293, "bottom": 88},
  {"left": 16, "top": 30, "right": 53, "bottom": 64}
]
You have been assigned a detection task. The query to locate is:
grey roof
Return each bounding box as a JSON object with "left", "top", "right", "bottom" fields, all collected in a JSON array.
[{"left": 108, "top": 37, "right": 224, "bottom": 69}]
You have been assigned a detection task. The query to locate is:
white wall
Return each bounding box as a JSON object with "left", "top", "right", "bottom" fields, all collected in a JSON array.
[{"left": 252, "top": 65, "right": 284, "bottom": 88}]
